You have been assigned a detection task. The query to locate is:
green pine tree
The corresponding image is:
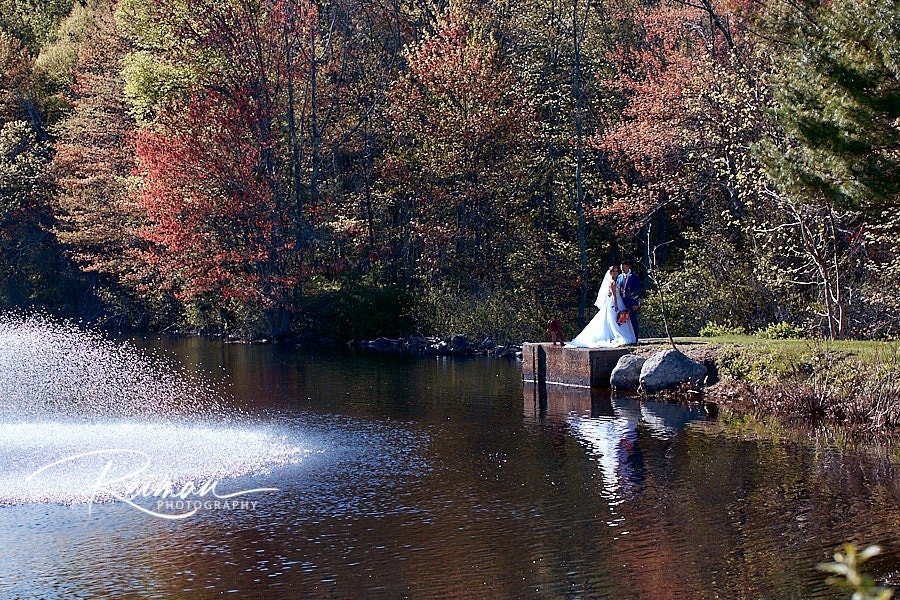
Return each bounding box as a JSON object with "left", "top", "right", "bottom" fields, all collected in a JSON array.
[{"left": 762, "top": 0, "right": 899, "bottom": 212}]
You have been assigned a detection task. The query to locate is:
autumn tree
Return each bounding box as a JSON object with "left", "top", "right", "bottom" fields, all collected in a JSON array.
[
  {"left": 118, "top": 0, "right": 323, "bottom": 334},
  {"left": 50, "top": 0, "right": 151, "bottom": 322},
  {"left": 591, "top": 0, "right": 783, "bottom": 334},
  {"left": 0, "top": 12, "right": 93, "bottom": 314},
  {"left": 384, "top": 6, "right": 530, "bottom": 290},
  {"left": 134, "top": 92, "right": 298, "bottom": 333}
]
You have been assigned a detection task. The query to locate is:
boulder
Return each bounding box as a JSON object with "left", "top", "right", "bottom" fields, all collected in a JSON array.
[
  {"left": 367, "top": 337, "right": 401, "bottom": 353},
  {"left": 449, "top": 334, "right": 474, "bottom": 354},
  {"left": 639, "top": 349, "right": 708, "bottom": 394},
  {"left": 610, "top": 354, "right": 646, "bottom": 391},
  {"left": 494, "top": 345, "right": 521, "bottom": 359},
  {"left": 405, "top": 336, "right": 431, "bottom": 355}
]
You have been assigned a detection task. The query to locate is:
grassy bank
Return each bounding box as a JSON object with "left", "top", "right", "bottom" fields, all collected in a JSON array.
[{"left": 661, "top": 336, "right": 900, "bottom": 433}]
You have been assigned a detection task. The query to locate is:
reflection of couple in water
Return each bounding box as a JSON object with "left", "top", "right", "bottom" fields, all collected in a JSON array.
[
  {"left": 567, "top": 399, "right": 645, "bottom": 501},
  {"left": 565, "top": 398, "right": 709, "bottom": 502},
  {"left": 566, "top": 261, "right": 641, "bottom": 348}
]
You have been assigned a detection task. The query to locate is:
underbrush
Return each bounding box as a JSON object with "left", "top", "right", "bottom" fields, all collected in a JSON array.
[
  {"left": 300, "top": 283, "right": 418, "bottom": 344},
  {"left": 710, "top": 348, "right": 900, "bottom": 432},
  {"left": 417, "top": 286, "right": 550, "bottom": 345}
]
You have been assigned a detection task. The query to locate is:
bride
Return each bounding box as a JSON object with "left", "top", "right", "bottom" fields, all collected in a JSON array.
[{"left": 566, "top": 265, "right": 637, "bottom": 348}]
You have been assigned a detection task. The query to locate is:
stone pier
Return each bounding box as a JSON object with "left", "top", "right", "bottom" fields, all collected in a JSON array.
[{"left": 521, "top": 343, "right": 632, "bottom": 389}]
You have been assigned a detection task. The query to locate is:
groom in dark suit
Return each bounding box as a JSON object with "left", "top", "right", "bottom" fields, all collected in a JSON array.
[{"left": 617, "top": 260, "right": 641, "bottom": 341}]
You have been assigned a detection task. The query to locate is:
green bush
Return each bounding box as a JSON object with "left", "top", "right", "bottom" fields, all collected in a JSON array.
[
  {"left": 756, "top": 322, "right": 805, "bottom": 339},
  {"left": 716, "top": 346, "right": 784, "bottom": 383},
  {"left": 418, "top": 285, "right": 550, "bottom": 344},
  {"left": 634, "top": 228, "right": 787, "bottom": 338},
  {"left": 700, "top": 321, "right": 747, "bottom": 337},
  {"left": 638, "top": 289, "right": 699, "bottom": 338},
  {"left": 302, "top": 283, "right": 418, "bottom": 343}
]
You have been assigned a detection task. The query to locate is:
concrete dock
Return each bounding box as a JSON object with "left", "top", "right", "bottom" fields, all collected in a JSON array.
[{"left": 521, "top": 343, "right": 632, "bottom": 388}]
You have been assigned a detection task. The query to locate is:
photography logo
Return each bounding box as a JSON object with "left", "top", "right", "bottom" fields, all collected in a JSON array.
[{"left": 27, "top": 448, "right": 279, "bottom": 520}]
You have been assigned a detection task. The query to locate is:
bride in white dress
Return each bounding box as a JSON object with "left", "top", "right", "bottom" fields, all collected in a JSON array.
[{"left": 566, "top": 265, "right": 637, "bottom": 348}]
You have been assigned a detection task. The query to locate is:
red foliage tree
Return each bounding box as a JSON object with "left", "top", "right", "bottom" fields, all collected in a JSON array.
[
  {"left": 128, "top": 0, "right": 324, "bottom": 333},
  {"left": 594, "top": 0, "right": 762, "bottom": 235},
  {"left": 384, "top": 7, "right": 530, "bottom": 286},
  {"left": 134, "top": 90, "right": 296, "bottom": 327}
]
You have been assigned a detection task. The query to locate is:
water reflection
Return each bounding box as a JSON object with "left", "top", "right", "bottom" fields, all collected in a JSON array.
[
  {"left": 1, "top": 334, "right": 897, "bottom": 599},
  {"left": 567, "top": 398, "right": 644, "bottom": 506},
  {"left": 524, "top": 384, "right": 710, "bottom": 510}
]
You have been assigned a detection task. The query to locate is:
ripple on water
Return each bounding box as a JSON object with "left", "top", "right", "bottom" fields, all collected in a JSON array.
[{"left": 0, "top": 422, "right": 311, "bottom": 505}]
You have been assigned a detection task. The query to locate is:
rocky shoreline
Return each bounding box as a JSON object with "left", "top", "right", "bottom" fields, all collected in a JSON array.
[
  {"left": 347, "top": 336, "right": 720, "bottom": 367},
  {"left": 239, "top": 332, "right": 895, "bottom": 431},
  {"left": 348, "top": 335, "right": 523, "bottom": 359}
]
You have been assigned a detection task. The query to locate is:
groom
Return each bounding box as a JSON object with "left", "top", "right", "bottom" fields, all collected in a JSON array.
[{"left": 617, "top": 260, "right": 641, "bottom": 341}]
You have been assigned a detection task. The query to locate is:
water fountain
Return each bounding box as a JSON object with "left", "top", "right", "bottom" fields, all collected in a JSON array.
[{"left": 0, "top": 313, "right": 308, "bottom": 510}]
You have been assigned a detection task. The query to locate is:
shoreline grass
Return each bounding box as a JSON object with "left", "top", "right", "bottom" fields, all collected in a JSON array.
[{"left": 639, "top": 336, "right": 900, "bottom": 434}]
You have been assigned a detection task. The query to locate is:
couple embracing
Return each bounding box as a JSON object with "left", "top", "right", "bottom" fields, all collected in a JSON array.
[{"left": 566, "top": 261, "right": 640, "bottom": 348}]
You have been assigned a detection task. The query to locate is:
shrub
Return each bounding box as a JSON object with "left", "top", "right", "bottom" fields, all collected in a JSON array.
[
  {"left": 301, "top": 283, "right": 418, "bottom": 343},
  {"left": 639, "top": 290, "right": 699, "bottom": 338},
  {"left": 716, "top": 346, "right": 785, "bottom": 383},
  {"left": 714, "top": 356, "right": 900, "bottom": 431},
  {"left": 417, "top": 285, "right": 551, "bottom": 344},
  {"left": 756, "top": 322, "right": 805, "bottom": 339},
  {"left": 700, "top": 321, "right": 746, "bottom": 337}
]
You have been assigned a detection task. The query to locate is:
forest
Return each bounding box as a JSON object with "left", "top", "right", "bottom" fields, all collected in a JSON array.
[{"left": 0, "top": 0, "right": 897, "bottom": 343}]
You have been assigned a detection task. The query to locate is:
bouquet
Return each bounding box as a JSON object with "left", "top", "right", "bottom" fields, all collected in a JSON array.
[{"left": 617, "top": 310, "right": 630, "bottom": 325}]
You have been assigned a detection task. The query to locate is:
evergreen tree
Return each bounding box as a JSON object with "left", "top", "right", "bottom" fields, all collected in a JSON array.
[{"left": 762, "top": 0, "right": 899, "bottom": 212}]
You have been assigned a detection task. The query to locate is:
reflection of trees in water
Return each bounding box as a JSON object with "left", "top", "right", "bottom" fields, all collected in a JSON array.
[
  {"left": 528, "top": 383, "right": 900, "bottom": 596},
  {"left": 814, "top": 441, "right": 900, "bottom": 502},
  {"left": 656, "top": 432, "right": 900, "bottom": 596}
]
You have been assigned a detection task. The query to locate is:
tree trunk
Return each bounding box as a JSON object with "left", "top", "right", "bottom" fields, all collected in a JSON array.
[
  {"left": 285, "top": 26, "right": 305, "bottom": 251},
  {"left": 309, "top": 24, "right": 320, "bottom": 209},
  {"left": 363, "top": 115, "right": 376, "bottom": 264},
  {"left": 572, "top": 0, "right": 588, "bottom": 329}
]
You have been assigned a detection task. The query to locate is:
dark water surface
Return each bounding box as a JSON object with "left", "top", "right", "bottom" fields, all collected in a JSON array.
[{"left": 1, "top": 336, "right": 899, "bottom": 599}]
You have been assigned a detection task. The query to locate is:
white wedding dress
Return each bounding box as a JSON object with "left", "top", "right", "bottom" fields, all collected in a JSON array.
[{"left": 566, "top": 272, "right": 637, "bottom": 348}]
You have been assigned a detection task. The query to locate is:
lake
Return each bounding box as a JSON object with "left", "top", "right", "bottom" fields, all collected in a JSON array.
[{"left": 1, "top": 333, "right": 898, "bottom": 599}]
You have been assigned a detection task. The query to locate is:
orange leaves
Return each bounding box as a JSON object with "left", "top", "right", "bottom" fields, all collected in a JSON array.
[
  {"left": 133, "top": 90, "right": 296, "bottom": 305},
  {"left": 593, "top": 0, "right": 756, "bottom": 231},
  {"left": 387, "top": 8, "right": 525, "bottom": 180},
  {"left": 381, "top": 6, "right": 533, "bottom": 284}
]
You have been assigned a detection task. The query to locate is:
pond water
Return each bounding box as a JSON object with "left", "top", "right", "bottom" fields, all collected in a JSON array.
[{"left": 1, "top": 330, "right": 899, "bottom": 599}]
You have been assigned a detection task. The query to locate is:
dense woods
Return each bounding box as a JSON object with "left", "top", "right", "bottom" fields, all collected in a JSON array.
[{"left": 0, "top": 0, "right": 897, "bottom": 342}]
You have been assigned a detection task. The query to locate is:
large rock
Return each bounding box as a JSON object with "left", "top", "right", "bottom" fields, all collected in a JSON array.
[
  {"left": 610, "top": 354, "right": 646, "bottom": 391},
  {"left": 478, "top": 337, "right": 495, "bottom": 351},
  {"left": 494, "top": 345, "right": 521, "bottom": 359},
  {"left": 367, "top": 337, "right": 401, "bottom": 353},
  {"left": 639, "top": 349, "right": 708, "bottom": 394},
  {"left": 405, "top": 336, "right": 431, "bottom": 355},
  {"left": 449, "top": 334, "right": 474, "bottom": 354}
]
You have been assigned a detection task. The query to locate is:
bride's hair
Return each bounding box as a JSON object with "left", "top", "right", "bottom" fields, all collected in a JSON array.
[{"left": 608, "top": 265, "right": 618, "bottom": 275}]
